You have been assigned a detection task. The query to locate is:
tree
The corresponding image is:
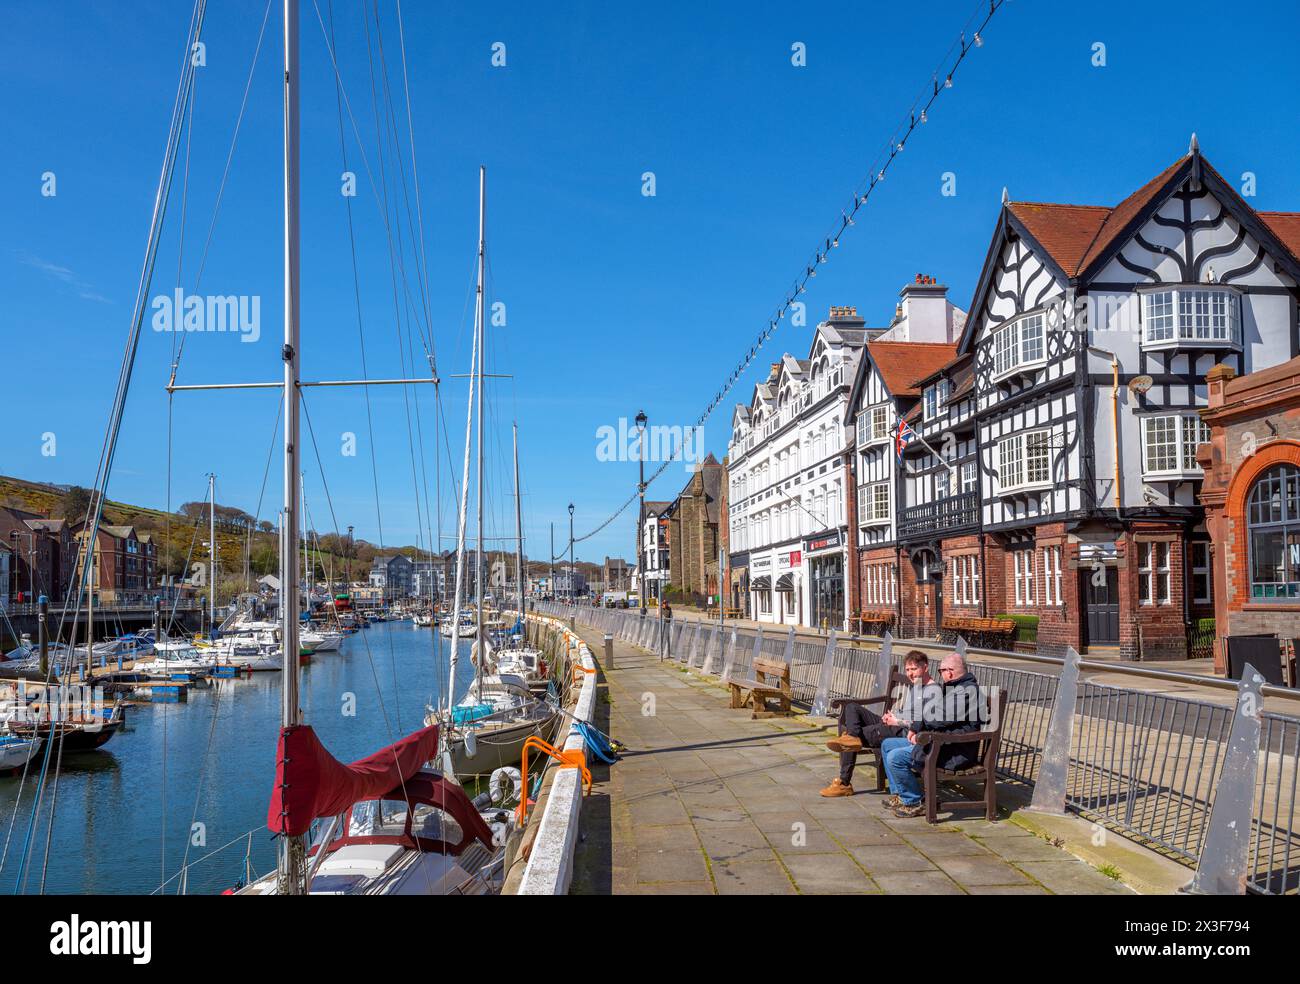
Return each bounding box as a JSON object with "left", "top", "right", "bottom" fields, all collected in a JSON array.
[{"left": 59, "top": 486, "right": 98, "bottom": 523}]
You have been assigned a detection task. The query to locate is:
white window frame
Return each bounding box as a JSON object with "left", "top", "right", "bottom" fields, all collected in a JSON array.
[
  {"left": 1041, "top": 545, "right": 1062, "bottom": 606},
  {"left": 1139, "top": 541, "right": 1171, "bottom": 605},
  {"left": 858, "top": 481, "right": 890, "bottom": 526},
  {"left": 1191, "top": 541, "right": 1212, "bottom": 605},
  {"left": 858, "top": 405, "right": 890, "bottom": 447},
  {"left": 1140, "top": 286, "right": 1241, "bottom": 348},
  {"left": 997, "top": 430, "right": 1052, "bottom": 495},
  {"left": 960, "top": 460, "right": 977, "bottom": 494},
  {"left": 923, "top": 379, "right": 950, "bottom": 421},
  {"left": 991, "top": 312, "right": 1048, "bottom": 381},
  {"left": 1013, "top": 550, "right": 1035, "bottom": 606},
  {"left": 1142, "top": 414, "right": 1211, "bottom": 478}
]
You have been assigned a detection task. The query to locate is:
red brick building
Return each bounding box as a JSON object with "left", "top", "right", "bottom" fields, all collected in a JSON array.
[{"left": 1199, "top": 358, "right": 1300, "bottom": 674}]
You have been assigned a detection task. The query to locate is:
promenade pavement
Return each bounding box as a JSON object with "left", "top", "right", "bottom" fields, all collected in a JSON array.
[{"left": 569, "top": 623, "right": 1133, "bottom": 896}]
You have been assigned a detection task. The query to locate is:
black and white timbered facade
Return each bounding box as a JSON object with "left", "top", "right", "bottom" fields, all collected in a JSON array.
[{"left": 836, "top": 142, "right": 1300, "bottom": 657}]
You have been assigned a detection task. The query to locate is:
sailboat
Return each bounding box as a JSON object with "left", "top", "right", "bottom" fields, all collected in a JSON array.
[
  {"left": 221, "top": 2, "right": 520, "bottom": 894},
  {"left": 425, "top": 177, "right": 558, "bottom": 780}
]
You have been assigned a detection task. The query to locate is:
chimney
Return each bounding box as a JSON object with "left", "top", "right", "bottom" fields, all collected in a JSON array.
[{"left": 897, "top": 275, "right": 954, "bottom": 342}]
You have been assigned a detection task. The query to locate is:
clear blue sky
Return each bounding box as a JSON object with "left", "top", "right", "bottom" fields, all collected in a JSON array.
[{"left": 2, "top": 0, "right": 1298, "bottom": 568}]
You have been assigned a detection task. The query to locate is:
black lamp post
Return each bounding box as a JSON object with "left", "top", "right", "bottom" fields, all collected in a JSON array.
[
  {"left": 567, "top": 503, "right": 575, "bottom": 604},
  {"left": 636, "top": 409, "right": 647, "bottom": 616}
]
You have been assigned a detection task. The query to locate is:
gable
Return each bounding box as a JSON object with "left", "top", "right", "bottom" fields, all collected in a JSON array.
[{"left": 1094, "top": 172, "right": 1298, "bottom": 290}]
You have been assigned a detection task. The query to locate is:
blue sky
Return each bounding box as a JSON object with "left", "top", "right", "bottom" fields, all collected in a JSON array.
[{"left": 2, "top": 0, "right": 1298, "bottom": 567}]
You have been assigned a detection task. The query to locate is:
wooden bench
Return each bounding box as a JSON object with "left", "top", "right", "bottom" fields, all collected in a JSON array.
[
  {"left": 940, "top": 616, "right": 1016, "bottom": 650},
  {"left": 829, "top": 666, "right": 905, "bottom": 792},
  {"left": 722, "top": 607, "right": 743, "bottom": 620},
  {"left": 728, "top": 657, "right": 793, "bottom": 718},
  {"left": 854, "top": 609, "right": 896, "bottom": 636},
  {"left": 916, "top": 688, "right": 1009, "bottom": 823}
]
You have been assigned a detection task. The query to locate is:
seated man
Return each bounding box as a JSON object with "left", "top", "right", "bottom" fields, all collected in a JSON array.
[
  {"left": 880, "top": 652, "right": 984, "bottom": 817},
  {"left": 819, "top": 651, "right": 939, "bottom": 798}
]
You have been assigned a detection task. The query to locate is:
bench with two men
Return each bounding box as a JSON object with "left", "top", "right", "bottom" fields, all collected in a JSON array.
[{"left": 828, "top": 650, "right": 1008, "bottom": 823}]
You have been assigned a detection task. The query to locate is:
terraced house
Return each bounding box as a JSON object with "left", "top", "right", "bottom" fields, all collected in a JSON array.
[
  {"left": 727, "top": 307, "right": 868, "bottom": 628},
  {"left": 844, "top": 139, "right": 1300, "bottom": 660}
]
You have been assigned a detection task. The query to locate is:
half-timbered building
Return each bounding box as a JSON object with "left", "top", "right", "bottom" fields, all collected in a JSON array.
[
  {"left": 843, "top": 275, "right": 964, "bottom": 637},
  {"left": 960, "top": 139, "right": 1300, "bottom": 657}
]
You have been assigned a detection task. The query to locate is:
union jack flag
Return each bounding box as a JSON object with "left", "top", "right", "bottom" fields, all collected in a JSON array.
[{"left": 894, "top": 419, "right": 916, "bottom": 462}]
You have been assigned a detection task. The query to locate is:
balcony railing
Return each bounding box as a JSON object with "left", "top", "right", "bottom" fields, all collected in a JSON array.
[{"left": 898, "top": 491, "right": 978, "bottom": 541}]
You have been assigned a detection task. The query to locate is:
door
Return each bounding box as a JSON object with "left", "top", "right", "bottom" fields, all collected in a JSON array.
[{"left": 1082, "top": 567, "right": 1120, "bottom": 646}]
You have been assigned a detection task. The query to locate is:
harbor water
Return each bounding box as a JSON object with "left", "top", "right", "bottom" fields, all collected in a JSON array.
[{"left": 0, "top": 621, "right": 475, "bottom": 895}]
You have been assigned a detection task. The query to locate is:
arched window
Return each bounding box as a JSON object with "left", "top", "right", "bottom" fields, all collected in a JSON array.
[{"left": 1248, "top": 464, "right": 1300, "bottom": 600}]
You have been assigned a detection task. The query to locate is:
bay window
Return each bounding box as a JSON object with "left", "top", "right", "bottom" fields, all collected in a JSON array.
[
  {"left": 858, "top": 405, "right": 889, "bottom": 446},
  {"left": 858, "top": 481, "right": 890, "bottom": 525},
  {"left": 1141, "top": 287, "right": 1240, "bottom": 347},
  {"left": 991, "top": 312, "right": 1047, "bottom": 380}
]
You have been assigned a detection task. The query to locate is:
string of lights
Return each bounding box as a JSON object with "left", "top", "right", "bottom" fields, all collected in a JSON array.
[{"left": 553, "top": 0, "right": 1008, "bottom": 563}]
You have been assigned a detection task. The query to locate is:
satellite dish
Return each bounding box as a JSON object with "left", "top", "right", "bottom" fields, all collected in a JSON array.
[{"left": 1128, "top": 375, "right": 1153, "bottom": 396}]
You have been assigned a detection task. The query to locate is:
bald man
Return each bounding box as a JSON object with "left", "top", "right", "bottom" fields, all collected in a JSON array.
[{"left": 879, "top": 652, "right": 984, "bottom": 818}]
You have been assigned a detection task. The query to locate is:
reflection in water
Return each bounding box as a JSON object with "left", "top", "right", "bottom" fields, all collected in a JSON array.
[{"left": 0, "top": 623, "right": 468, "bottom": 894}]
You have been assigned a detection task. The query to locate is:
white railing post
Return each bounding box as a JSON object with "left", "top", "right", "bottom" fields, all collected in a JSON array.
[
  {"left": 1026, "top": 646, "right": 1081, "bottom": 815},
  {"left": 809, "top": 629, "right": 839, "bottom": 716},
  {"left": 1186, "top": 664, "right": 1266, "bottom": 895}
]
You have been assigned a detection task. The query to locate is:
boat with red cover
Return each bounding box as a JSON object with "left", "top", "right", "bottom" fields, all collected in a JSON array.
[{"left": 238, "top": 723, "right": 516, "bottom": 895}]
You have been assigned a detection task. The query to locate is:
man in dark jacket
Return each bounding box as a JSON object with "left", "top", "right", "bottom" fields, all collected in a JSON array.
[{"left": 880, "top": 653, "right": 986, "bottom": 818}]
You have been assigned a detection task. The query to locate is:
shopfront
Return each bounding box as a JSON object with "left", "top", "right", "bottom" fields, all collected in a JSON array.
[{"left": 806, "top": 531, "right": 845, "bottom": 630}]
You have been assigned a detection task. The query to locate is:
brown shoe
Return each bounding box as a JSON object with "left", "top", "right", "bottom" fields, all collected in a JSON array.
[
  {"left": 880, "top": 794, "right": 901, "bottom": 809},
  {"left": 826, "top": 734, "right": 864, "bottom": 754},
  {"left": 819, "top": 778, "right": 855, "bottom": 798},
  {"left": 891, "top": 802, "right": 926, "bottom": 818}
]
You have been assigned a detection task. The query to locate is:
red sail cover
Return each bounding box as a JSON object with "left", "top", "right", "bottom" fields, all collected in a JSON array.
[{"left": 267, "top": 723, "right": 441, "bottom": 836}]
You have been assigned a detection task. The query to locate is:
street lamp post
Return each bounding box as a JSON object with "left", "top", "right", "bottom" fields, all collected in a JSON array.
[
  {"left": 567, "top": 503, "right": 575, "bottom": 605},
  {"left": 636, "top": 409, "right": 647, "bottom": 617}
]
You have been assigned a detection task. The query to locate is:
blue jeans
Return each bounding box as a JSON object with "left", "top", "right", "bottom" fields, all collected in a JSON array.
[{"left": 881, "top": 736, "right": 923, "bottom": 806}]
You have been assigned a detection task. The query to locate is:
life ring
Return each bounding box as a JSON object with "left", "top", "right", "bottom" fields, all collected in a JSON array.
[{"left": 489, "top": 766, "right": 523, "bottom": 806}]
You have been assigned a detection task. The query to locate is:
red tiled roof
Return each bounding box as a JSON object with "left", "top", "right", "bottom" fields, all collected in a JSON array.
[
  {"left": 867, "top": 341, "right": 960, "bottom": 398},
  {"left": 1006, "top": 203, "right": 1111, "bottom": 276},
  {"left": 1260, "top": 212, "right": 1300, "bottom": 261},
  {"left": 1007, "top": 155, "right": 1191, "bottom": 277}
]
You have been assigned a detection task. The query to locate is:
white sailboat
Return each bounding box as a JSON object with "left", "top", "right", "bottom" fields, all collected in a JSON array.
[{"left": 426, "top": 172, "right": 557, "bottom": 781}]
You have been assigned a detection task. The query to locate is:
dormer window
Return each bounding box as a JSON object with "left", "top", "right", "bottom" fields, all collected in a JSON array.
[
  {"left": 923, "top": 379, "right": 950, "bottom": 421},
  {"left": 991, "top": 312, "right": 1046, "bottom": 381},
  {"left": 1141, "top": 287, "right": 1240, "bottom": 348}
]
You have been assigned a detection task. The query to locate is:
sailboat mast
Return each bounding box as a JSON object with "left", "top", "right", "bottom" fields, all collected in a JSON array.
[
  {"left": 208, "top": 472, "right": 216, "bottom": 634},
  {"left": 277, "top": 0, "right": 305, "bottom": 894},
  {"left": 513, "top": 422, "right": 523, "bottom": 618},
  {"left": 474, "top": 165, "right": 485, "bottom": 694}
]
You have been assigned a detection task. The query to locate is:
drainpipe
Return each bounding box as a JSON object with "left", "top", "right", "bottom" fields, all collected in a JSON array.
[{"left": 1088, "top": 345, "right": 1123, "bottom": 518}]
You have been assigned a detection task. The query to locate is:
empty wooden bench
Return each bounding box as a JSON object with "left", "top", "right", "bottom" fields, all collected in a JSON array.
[
  {"left": 829, "top": 666, "right": 905, "bottom": 792},
  {"left": 728, "top": 656, "right": 793, "bottom": 718},
  {"left": 917, "top": 688, "right": 1009, "bottom": 823},
  {"left": 855, "top": 609, "right": 896, "bottom": 636},
  {"left": 940, "top": 616, "right": 1016, "bottom": 650}
]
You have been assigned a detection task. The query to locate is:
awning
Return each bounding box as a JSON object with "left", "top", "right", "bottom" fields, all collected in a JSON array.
[
  {"left": 751, "top": 575, "right": 772, "bottom": 591},
  {"left": 775, "top": 573, "right": 795, "bottom": 593}
]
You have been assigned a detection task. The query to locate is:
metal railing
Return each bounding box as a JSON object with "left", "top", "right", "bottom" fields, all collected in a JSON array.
[{"left": 537, "top": 600, "right": 1300, "bottom": 895}]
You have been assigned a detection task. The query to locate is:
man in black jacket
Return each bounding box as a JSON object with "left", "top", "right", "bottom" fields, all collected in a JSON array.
[{"left": 879, "top": 652, "right": 986, "bottom": 818}]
